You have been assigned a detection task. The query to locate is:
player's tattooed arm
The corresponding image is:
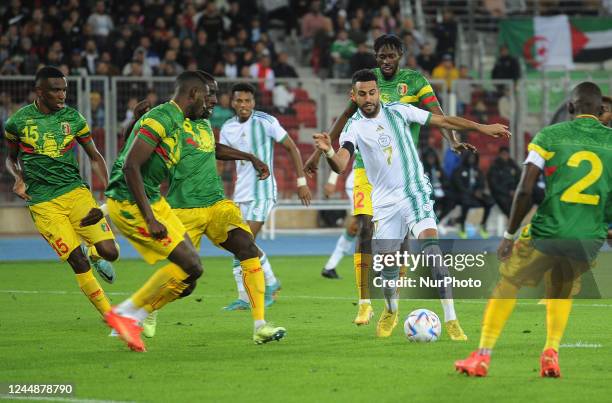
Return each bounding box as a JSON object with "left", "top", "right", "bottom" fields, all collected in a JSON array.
[
  {"left": 304, "top": 101, "right": 357, "bottom": 177},
  {"left": 313, "top": 132, "right": 351, "bottom": 174},
  {"left": 497, "top": 163, "right": 540, "bottom": 260},
  {"left": 428, "top": 105, "right": 476, "bottom": 154},
  {"left": 123, "top": 137, "right": 167, "bottom": 239},
  {"left": 5, "top": 140, "right": 31, "bottom": 201},
  {"left": 429, "top": 114, "right": 511, "bottom": 138},
  {"left": 215, "top": 143, "right": 270, "bottom": 180},
  {"left": 280, "top": 135, "right": 312, "bottom": 206}
]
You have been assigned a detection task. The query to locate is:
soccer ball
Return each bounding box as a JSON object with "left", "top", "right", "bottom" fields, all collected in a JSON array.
[{"left": 403, "top": 309, "right": 442, "bottom": 342}]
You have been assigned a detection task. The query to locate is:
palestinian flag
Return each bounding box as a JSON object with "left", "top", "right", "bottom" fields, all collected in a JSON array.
[{"left": 499, "top": 16, "right": 612, "bottom": 69}]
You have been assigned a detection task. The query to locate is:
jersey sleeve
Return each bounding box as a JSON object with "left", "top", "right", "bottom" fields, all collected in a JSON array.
[
  {"left": 414, "top": 74, "right": 440, "bottom": 109},
  {"left": 219, "top": 122, "right": 230, "bottom": 146},
  {"left": 4, "top": 116, "right": 19, "bottom": 144},
  {"left": 393, "top": 103, "right": 432, "bottom": 126},
  {"left": 74, "top": 111, "right": 93, "bottom": 145},
  {"left": 339, "top": 119, "right": 356, "bottom": 153},
  {"left": 137, "top": 110, "right": 172, "bottom": 147},
  {"left": 527, "top": 130, "right": 555, "bottom": 161},
  {"left": 267, "top": 116, "right": 288, "bottom": 143}
]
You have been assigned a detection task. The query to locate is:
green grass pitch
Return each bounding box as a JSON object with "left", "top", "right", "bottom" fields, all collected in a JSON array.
[{"left": 1, "top": 257, "right": 611, "bottom": 402}]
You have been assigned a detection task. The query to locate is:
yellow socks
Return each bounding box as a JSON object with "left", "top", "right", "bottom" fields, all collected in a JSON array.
[
  {"left": 241, "top": 257, "right": 265, "bottom": 321},
  {"left": 544, "top": 299, "right": 573, "bottom": 352},
  {"left": 131, "top": 263, "right": 190, "bottom": 312},
  {"left": 75, "top": 270, "right": 111, "bottom": 315},
  {"left": 354, "top": 253, "right": 371, "bottom": 300},
  {"left": 478, "top": 280, "right": 519, "bottom": 350}
]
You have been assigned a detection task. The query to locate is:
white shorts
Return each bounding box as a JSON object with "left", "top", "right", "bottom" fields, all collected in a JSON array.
[
  {"left": 372, "top": 197, "right": 437, "bottom": 253},
  {"left": 345, "top": 170, "right": 355, "bottom": 214},
  {"left": 238, "top": 199, "right": 275, "bottom": 222}
]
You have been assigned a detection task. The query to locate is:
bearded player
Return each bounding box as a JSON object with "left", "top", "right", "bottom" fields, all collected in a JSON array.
[{"left": 305, "top": 35, "right": 473, "bottom": 339}]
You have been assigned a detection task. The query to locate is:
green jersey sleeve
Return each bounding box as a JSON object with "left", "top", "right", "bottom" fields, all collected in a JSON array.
[
  {"left": 137, "top": 110, "right": 173, "bottom": 147},
  {"left": 4, "top": 116, "right": 19, "bottom": 143},
  {"left": 413, "top": 74, "right": 439, "bottom": 109},
  {"left": 528, "top": 129, "right": 555, "bottom": 161},
  {"left": 74, "top": 111, "right": 92, "bottom": 145}
]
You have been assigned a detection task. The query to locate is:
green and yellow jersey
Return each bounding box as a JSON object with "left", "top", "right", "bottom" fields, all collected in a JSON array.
[
  {"left": 166, "top": 118, "right": 225, "bottom": 209},
  {"left": 354, "top": 68, "right": 439, "bottom": 169},
  {"left": 4, "top": 103, "right": 92, "bottom": 205},
  {"left": 528, "top": 115, "right": 611, "bottom": 244},
  {"left": 105, "top": 101, "right": 184, "bottom": 203}
]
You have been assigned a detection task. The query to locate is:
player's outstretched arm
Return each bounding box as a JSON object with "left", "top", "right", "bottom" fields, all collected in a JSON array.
[
  {"left": 215, "top": 143, "right": 270, "bottom": 180},
  {"left": 428, "top": 105, "right": 476, "bottom": 153},
  {"left": 304, "top": 101, "right": 357, "bottom": 177},
  {"left": 497, "top": 163, "right": 540, "bottom": 260},
  {"left": 4, "top": 140, "right": 30, "bottom": 201},
  {"left": 123, "top": 137, "right": 167, "bottom": 240},
  {"left": 313, "top": 132, "right": 351, "bottom": 174},
  {"left": 280, "top": 135, "right": 311, "bottom": 206},
  {"left": 429, "top": 114, "right": 511, "bottom": 138}
]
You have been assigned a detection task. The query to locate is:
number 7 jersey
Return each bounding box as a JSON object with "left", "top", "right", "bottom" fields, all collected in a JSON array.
[{"left": 528, "top": 116, "right": 612, "bottom": 240}]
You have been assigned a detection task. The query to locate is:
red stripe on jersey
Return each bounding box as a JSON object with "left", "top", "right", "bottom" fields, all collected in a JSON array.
[
  {"left": 186, "top": 138, "right": 198, "bottom": 147},
  {"left": 155, "top": 145, "right": 170, "bottom": 161},
  {"left": 421, "top": 95, "right": 438, "bottom": 105},
  {"left": 18, "top": 143, "right": 35, "bottom": 154},
  {"left": 76, "top": 135, "right": 92, "bottom": 145},
  {"left": 544, "top": 165, "right": 557, "bottom": 177},
  {"left": 139, "top": 127, "right": 159, "bottom": 143},
  {"left": 62, "top": 139, "right": 77, "bottom": 154}
]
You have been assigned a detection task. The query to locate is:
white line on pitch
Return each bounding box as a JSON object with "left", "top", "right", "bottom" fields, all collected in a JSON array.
[
  {"left": 0, "top": 289, "right": 611, "bottom": 307},
  {"left": 0, "top": 395, "right": 135, "bottom": 403}
]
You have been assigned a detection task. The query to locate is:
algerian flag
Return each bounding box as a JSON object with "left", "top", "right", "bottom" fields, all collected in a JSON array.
[{"left": 499, "top": 16, "right": 612, "bottom": 70}]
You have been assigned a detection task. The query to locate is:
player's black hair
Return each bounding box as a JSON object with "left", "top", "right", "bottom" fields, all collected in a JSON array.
[
  {"left": 195, "top": 70, "right": 215, "bottom": 84},
  {"left": 231, "top": 82, "right": 256, "bottom": 96},
  {"left": 34, "top": 66, "right": 65, "bottom": 84},
  {"left": 373, "top": 34, "right": 403, "bottom": 54},
  {"left": 569, "top": 82, "right": 602, "bottom": 115},
  {"left": 175, "top": 71, "right": 208, "bottom": 95},
  {"left": 352, "top": 69, "right": 377, "bottom": 85}
]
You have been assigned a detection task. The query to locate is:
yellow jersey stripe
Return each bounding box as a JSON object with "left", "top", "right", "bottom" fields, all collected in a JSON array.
[
  {"left": 76, "top": 124, "right": 90, "bottom": 136},
  {"left": 4, "top": 130, "right": 18, "bottom": 141},
  {"left": 399, "top": 95, "right": 419, "bottom": 103},
  {"left": 416, "top": 85, "right": 434, "bottom": 99},
  {"left": 142, "top": 118, "right": 166, "bottom": 139},
  {"left": 528, "top": 143, "right": 555, "bottom": 160}
]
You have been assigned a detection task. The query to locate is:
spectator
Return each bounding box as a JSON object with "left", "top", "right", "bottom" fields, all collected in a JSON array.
[
  {"left": 90, "top": 91, "right": 105, "bottom": 129},
  {"left": 0, "top": 92, "right": 19, "bottom": 124},
  {"left": 399, "top": 18, "right": 424, "bottom": 47},
  {"left": 197, "top": 1, "right": 224, "bottom": 44},
  {"left": 234, "top": 28, "right": 251, "bottom": 63},
  {"left": 226, "top": 1, "right": 249, "bottom": 33},
  {"left": 145, "top": 89, "right": 159, "bottom": 108},
  {"left": 250, "top": 55, "right": 275, "bottom": 92},
  {"left": 178, "top": 38, "right": 194, "bottom": 68},
  {"left": 194, "top": 30, "right": 216, "bottom": 73},
  {"left": 82, "top": 39, "right": 98, "bottom": 75},
  {"left": 487, "top": 146, "right": 520, "bottom": 218},
  {"left": 87, "top": 1, "right": 114, "bottom": 39},
  {"left": 498, "top": 86, "right": 512, "bottom": 121},
  {"left": 350, "top": 42, "right": 376, "bottom": 74},
  {"left": 210, "top": 93, "right": 234, "bottom": 130},
  {"left": 433, "top": 9, "right": 457, "bottom": 57},
  {"left": 250, "top": 17, "right": 263, "bottom": 43},
  {"left": 128, "top": 47, "right": 153, "bottom": 76},
  {"left": 379, "top": 6, "right": 397, "bottom": 33},
  {"left": 0, "top": 36, "right": 11, "bottom": 66},
  {"left": 416, "top": 43, "right": 438, "bottom": 75},
  {"left": 213, "top": 61, "right": 225, "bottom": 76},
  {"left": 452, "top": 153, "right": 495, "bottom": 239},
  {"left": 404, "top": 54, "right": 420, "bottom": 71},
  {"left": 224, "top": 51, "right": 239, "bottom": 79},
  {"left": 120, "top": 97, "right": 139, "bottom": 133},
  {"left": 311, "top": 19, "right": 334, "bottom": 78},
  {"left": 334, "top": 9, "right": 350, "bottom": 32},
  {"left": 348, "top": 17, "right": 367, "bottom": 45},
  {"left": 455, "top": 65, "right": 472, "bottom": 115},
  {"left": 157, "top": 49, "right": 184, "bottom": 76},
  {"left": 17, "top": 37, "right": 39, "bottom": 75},
  {"left": 273, "top": 83, "right": 295, "bottom": 114},
  {"left": 274, "top": 52, "right": 299, "bottom": 78},
  {"left": 300, "top": 1, "right": 329, "bottom": 60},
  {"left": 330, "top": 30, "right": 356, "bottom": 78},
  {"left": 70, "top": 50, "right": 87, "bottom": 76},
  {"left": 492, "top": 45, "right": 521, "bottom": 81},
  {"left": 422, "top": 147, "right": 455, "bottom": 222},
  {"left": 432, "top": 54, "right": 459, "bottom": 89},
  {"left": 401, "top": 32, "right": 420, "bottom": 58}
]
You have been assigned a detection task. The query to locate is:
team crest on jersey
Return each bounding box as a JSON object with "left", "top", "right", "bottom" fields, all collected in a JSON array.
[
  {"left": 61, "top": 122, "right": 71, "bottom": 135},
  {"left": 377, "top": 134, "right": 391, "bottom": 147},
  {"left": 397, "top": 83, "right": 409, "bottom": 96}
]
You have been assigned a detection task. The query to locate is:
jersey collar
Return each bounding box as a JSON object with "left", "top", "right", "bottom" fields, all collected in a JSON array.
[
  {"left": 575, "top": 114, "right": 599, "bottom": 121},
  {"left": 169, "top": 99, "right": 185, "bottom": 118}
]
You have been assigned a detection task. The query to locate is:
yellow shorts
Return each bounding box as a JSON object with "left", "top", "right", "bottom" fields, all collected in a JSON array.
[
  {"left": 173, "top": 199, "right": 252, "bottom": 249},
  {"left": 500, "top": 227, "right": 591, "bottom": 296},
  {"left": 29, "top": 186, "right": 115, "bottom": 261},
  {"left": 107, "top": 197, "right": 186, "bottom": 264},
  {"left": 352, "top": 168, "right": 373, "bottom": 217}
]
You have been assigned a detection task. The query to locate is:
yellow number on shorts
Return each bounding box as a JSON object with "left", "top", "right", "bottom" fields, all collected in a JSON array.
[
  {"left": 383, "top": 146, "right": 393, "bottom": 165},
  {"left": 21, "top": 125, "right": 39, "bottom": 143},
  {"left": 560, "top": 151, "right": 602, "bottom": 206}
]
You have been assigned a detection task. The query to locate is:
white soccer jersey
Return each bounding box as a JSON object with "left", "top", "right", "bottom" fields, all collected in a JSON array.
[
  {"left": 219, "top": 111, "right": 288, "bottom": 202},
  {"left": 339, "top": 102, "right": 433, "bottom": 219}
]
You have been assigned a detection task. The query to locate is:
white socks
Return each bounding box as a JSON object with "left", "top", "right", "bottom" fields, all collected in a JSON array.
[
  {"left": 116, "top": 299, "right": 149, "bottom": 322},
  {"left": 440, "top": 298, "right": 457, "bottom": 322},
  {"left": 324, "top": 231, "right": 355, "bottom": 271}
]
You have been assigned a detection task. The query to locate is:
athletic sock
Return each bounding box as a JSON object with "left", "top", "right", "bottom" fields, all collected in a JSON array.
[
  {"left": 75, "top": 270, "right": 111, "bottom": 315},
  {"left": 130, "top": 263, "right": 190, "bottom": 312},
  {"left": 354, "top": 253, "right": 371, "bottom": 300},
  {"left": 241, "top": 257, "right": 265, "bottom": 323},
  {"left": 116, "top": 299, "right": 149, "bottom": 323},
  {"left": 232, "top": 258, "right": 249, "bottom": 302},
  {"left": 478, "top": 279, "right": 519, "bottom": 352},
  {"left": 259, "top": 250, "right": 277, "bottom": 286},
  {"left": 440, "top": 299, "right": 457, "bottom": 322},
  {"left": 324, "top": 231, "right": 356, "bottom": 271},
  {"left": 381, "top": 265, "right": 400, "bottom": 313},
  {"left": 544, "top": 299, "right": 572, "bottom": 352},
  {"left": 420, "top": 239, "right": 458, "bottom": 322}
]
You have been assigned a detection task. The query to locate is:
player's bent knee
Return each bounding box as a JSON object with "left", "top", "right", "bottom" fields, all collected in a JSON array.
[
  {"left": 67, "top": 248, "right": 91, "bottom": 274},
  {"left": 95, "top": 241, "right": 119, "bottom": 262}
]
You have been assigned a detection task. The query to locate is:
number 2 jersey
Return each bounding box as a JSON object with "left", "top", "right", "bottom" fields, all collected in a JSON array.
[
  {"left": 4, "top": 103, "right": 92, "bottom": 205},
  {"left": 527, "top": 116, "right": 611, "bottom": 241}
]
